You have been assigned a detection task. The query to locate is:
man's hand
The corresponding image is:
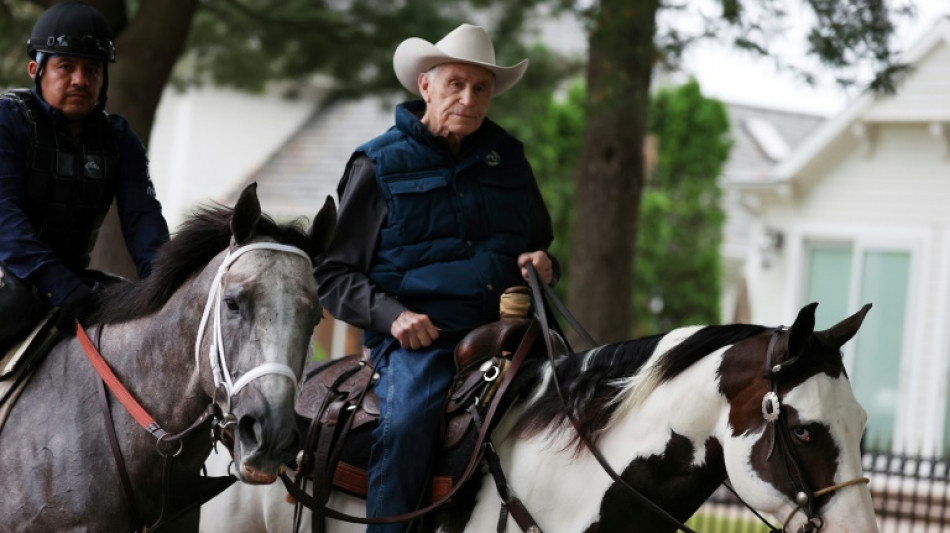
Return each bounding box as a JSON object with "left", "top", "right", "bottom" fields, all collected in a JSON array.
[
  {"left": 55, "top": 283, "right": 98, "bottom": 334},
  {"left": 518, "top": 251, "right": 553, "bottom": 285},
  {"left": 391, "top": 310, "right": 440, "bottom": 350}
]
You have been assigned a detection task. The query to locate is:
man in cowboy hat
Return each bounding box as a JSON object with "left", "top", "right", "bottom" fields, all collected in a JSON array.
[{"left": 315, "top": 23, "right": 558, "bottom": 531}]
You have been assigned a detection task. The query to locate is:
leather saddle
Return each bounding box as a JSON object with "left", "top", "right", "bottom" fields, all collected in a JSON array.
[{"left": 292, "top": 317, "right": 538, "bottom": 504}]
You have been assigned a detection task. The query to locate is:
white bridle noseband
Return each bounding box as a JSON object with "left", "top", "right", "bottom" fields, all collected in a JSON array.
[{"left": 194, "top": 242, "right": 313, "bottom": 408}]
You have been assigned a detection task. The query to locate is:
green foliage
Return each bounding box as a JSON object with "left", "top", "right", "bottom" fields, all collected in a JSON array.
[
  {"left": 171, "top": 0, "right": 581, "bottom": 99},
  {"left": 0, "top": 2, "right": 45, "bottom": 89},
  {"left": 655, "top": 0, "right": 913, "bottom": 94},
  {"left": 634, "top": 78, "right": 732, "bottom": 336},
  {"left": 312, "top": 341, "right": 328, "bottom": 362},
  {"left": 491, "top": 44, "right": 584, "bottom": 298},
  {"left": 685, "top": 511, "right": 765, "bottom": 530},
  {"left": 181, "top": 0, "right": 468, "bottom": 95},
  {"left": 504, "top": 76, "right": 731, "bottom": 334},
  {"left": 0, "top": 0, "right": 570, "bottom": 98}
]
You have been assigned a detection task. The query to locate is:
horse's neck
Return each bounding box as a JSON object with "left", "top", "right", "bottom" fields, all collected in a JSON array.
[
  {"left": 97, "top": 274, "right": 214, "bottom": 437},
  {"left": 489, "top": 353, "right": 729, "bottom": 529}
]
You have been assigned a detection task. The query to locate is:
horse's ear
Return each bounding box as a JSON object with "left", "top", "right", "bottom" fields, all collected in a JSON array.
[
  {"left": 815, "top": 303, "right": 872, "bottom": 348},
  {"left": 231, "top": 183, "right": 262, "bottom": 245},
  {"left": 309, "top": 195, "right": 337, "bottom": 258},
  {"left": 787, "top": 302, "right": 818, "bottom": 357}
]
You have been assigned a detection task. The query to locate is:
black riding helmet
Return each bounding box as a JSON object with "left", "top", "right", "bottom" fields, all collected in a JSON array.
[{"left": 26, "top": 1, "right": 116, "bottom": 106}]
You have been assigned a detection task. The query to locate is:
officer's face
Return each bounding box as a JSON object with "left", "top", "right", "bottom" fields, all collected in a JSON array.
[{"left": 28, "top": 55, "right": 103, "bottom": 121}]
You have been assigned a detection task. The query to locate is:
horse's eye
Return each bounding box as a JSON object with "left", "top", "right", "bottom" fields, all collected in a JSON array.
[
  {"left": 224, "top": 297, "right": 240, "bottom": 313},
  {"left": 792, "top": 426, "right": 811, "bottom": 442}
]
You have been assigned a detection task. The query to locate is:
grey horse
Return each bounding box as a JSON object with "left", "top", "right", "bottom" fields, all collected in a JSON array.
[{"left": 0, "top": 183, "right": 335, "bottom": 532}]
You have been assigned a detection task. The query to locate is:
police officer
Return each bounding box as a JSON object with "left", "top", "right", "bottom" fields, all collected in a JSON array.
[{"left": 0, "top": 1, "right": 169, "bottom": 351}]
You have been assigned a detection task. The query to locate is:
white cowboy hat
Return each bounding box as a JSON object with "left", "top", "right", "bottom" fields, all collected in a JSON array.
[{"left": 393, "top": 23, "right": 529, "bottom": 97}]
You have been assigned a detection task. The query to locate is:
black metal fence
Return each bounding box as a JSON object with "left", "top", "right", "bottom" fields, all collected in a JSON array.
[{"left": 683, "top": 451, "right": 950, "bottom": 532}]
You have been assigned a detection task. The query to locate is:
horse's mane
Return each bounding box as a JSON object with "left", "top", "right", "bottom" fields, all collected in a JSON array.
[
  {"left": 510, "top": 323, "right": 768, "bottom": 451},
  {"left": 87, "top": 204, "right": 318, "bottom": 326}
]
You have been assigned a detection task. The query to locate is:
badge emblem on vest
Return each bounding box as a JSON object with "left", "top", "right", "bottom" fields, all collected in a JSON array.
[
  {"left": 484, "top": 150, "right": 501, "bottom": 167},
  {"left": 84, "top": 157, "right": 102, "bottom": 179}
]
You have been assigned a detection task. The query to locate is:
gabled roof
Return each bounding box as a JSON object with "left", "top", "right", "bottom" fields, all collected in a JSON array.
[
  {"left": 721, "top": 104, "right": 825, "bottom": 184},
  {"left": 720, "top": 103, "right": 825, "bottom": 260},
  {"left": 762, "top": 16, "right": 950, "bottom": 189},
  {"left": 233, "top": 96, "right": 396, "bottom": 219}
]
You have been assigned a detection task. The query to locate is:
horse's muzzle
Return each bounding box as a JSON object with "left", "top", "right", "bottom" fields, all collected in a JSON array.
[{"left": 234, "top": 413, "right": 301, "bottom": 483}]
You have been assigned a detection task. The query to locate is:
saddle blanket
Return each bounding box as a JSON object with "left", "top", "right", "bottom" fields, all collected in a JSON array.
[{"left": 0, "top": 310, "right": 57, "bottom": 433}]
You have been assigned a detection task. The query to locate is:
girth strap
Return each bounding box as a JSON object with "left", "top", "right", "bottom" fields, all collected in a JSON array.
[{"left": 460, "top": 400, "right": 542, "bottom": 533}]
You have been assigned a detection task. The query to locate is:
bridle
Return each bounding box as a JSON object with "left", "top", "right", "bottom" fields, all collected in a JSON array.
[
  {"left": 77, "top": 240, "right": 313, "bottom": 530},
  {"left": 759, "top": 327, "right": 870, "bottom": 533},
  {"left": 195, "top": 241, "right": 313, "bottom": 420}
]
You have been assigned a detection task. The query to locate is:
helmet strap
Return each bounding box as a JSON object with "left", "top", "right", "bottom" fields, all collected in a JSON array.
[{"left": 32, "top": 51, "right": 48, "bottom": 99}]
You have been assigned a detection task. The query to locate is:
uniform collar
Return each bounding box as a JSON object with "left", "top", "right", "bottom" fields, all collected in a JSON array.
[{"left": 30, "top": 87, "right": 103, "bottom": 131}]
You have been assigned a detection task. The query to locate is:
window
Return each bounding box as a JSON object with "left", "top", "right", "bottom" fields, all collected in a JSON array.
[{"left": 803, "top": 243, "right": 909, "bottom": 451}]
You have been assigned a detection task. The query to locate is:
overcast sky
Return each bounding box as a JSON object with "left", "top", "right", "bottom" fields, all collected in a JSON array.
[{"left": 676, "top": 0, "right": 950, "bottom": 116}]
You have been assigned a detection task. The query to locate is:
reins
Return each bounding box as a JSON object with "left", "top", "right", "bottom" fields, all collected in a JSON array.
[
  {"left": 78, "top": 321, "right": 229, "bottom": 530},
  {"left": 525, "top": 265, "right": 699, "bottom": 533},
  {"left": 525, "top": 266, "right": 870, "bottom": 533}
]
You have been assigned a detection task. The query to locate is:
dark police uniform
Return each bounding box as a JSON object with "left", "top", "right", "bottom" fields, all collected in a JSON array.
[{"left": 0, "top": 88, "right": 169, "bottom": 347}]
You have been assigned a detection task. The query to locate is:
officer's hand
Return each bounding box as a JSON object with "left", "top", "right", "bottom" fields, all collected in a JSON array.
[
  {"left": 55, "top": 283, "right": 99, "bottom": 334},
  {"left": 518, "top": 251, "right": 554, "bottom": 285},
  {"left": 390, "top": 311, "right": 439, "bottom": 350}
]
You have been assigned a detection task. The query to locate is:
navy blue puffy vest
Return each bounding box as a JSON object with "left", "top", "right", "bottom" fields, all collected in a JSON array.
[{"left": 361, "top": 103, "right": 533, "bottom": 343}]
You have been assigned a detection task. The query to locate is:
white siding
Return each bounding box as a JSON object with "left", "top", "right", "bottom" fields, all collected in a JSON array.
[
  {"left": 748, "top": 119, "right": 950, "bottom": 451},
  {"left": 148, "top": 87, "right": 316, "bottom": 230},
  {"left": 866, "top": 43, "right": 950, "bottom": 122}
]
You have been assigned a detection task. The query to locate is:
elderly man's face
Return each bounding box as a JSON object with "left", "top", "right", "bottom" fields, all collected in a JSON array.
[{"left": 419, "top": 62, "right": 494, "bottom": 141}]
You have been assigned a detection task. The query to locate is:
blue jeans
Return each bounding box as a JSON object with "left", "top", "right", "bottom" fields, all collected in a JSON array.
[{"left": 366, "top": 338, "right": 456, "bottom": 533}]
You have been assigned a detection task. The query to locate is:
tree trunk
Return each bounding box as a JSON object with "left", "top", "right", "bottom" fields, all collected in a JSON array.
[
  {"left": 88, "top": 0, "right": 200, "bottom": 278},
  {"left": 567, "top": 0, "right": 658, "bottom": 344}
]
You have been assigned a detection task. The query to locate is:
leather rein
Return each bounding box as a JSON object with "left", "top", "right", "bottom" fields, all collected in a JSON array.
[
  {"left": 524, "top": 265, "right": 699, "bottom": 533},
  {"left": 74, "top": 241, "right": 313, "bottom": 530}
]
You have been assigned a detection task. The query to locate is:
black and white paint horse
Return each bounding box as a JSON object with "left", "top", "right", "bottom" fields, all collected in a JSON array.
[
  {"left": 201, "top": 303, "right": 878, "bottom": 532},
  {"left": 0, "top": 184, "right": 335, "bottom": 532}
]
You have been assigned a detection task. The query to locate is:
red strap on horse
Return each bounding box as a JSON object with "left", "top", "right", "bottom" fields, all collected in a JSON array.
[{"left": 76, "top": 322, "right": 168, "bottom": 440}]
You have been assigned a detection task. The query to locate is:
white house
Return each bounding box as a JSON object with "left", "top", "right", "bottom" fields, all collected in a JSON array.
[
  {"left": 727, "top": 16, "right": 950, "bottom": 456},
  {"left": 147, "top": 85, "right": 317, "bottom": 229},
  {"left": 718, "top": 104, "right": 825, "bottom": 324}
]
